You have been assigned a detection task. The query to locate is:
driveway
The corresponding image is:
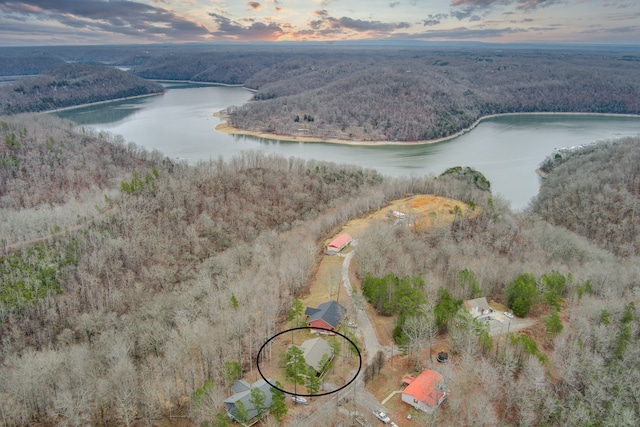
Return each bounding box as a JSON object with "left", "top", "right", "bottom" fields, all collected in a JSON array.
[{"left": 341, "top": 250, "right": 390, "bottom": 364}]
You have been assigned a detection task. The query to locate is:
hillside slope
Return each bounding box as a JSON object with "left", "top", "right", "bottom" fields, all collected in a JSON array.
[
  {"left": 0, "top": 64, "right": 164, "bottom": 114},
  {"left": 130, "top": 47, "right": 640, "bottom": 142},
  {"left": 0, "top": 114, "right": 639, "bottom": 426},
  {"left": 531, "top": 137, "right": 640, "bottom": 256}
]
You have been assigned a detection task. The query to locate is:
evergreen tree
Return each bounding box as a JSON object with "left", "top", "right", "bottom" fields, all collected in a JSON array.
[
  {"left": 234, "top": 400, "right": 249, "bottom": 425},
  {"left": 249, "top": 387, "right": 267, "bottom": 419},
  {"left": 506, "top": 273, "right": 538, "bottom": 317},
  {"left": 269, "top": 381, "right": 288, "bottom": 423},
  {"left": 223, "top": 361, "right": 242, "bottom": 385},
  {"left": 285, "top": 346, "right": 308, "bottom": 385},
  {"left": 434, "top": 287, "right": 463, "bottom": 333},
  {"left": 305, "top": 368, "right": 321, "bottom": 396}
]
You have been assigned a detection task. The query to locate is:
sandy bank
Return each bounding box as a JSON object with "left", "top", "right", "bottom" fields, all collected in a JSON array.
[{"left": 214, "top": 110, "right": 640, "bottom": 147}]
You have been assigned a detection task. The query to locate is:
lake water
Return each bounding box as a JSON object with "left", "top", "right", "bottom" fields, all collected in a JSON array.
[{"left": 54, "top": 84, "right": 640, "bottom": 211}]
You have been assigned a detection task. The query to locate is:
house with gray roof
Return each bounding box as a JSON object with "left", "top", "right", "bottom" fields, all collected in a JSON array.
[
  {"left": 463, "top": 297, "right": 495, "bottom": 322},
  {"left": 224, "top": 378, "right": 274, "bottom": 424},
  {"left": 305, "top": 300, "right": 346, "bottom": 331},
  {"left": 230, "top": 379, "right": 251, "bottom": 394}
]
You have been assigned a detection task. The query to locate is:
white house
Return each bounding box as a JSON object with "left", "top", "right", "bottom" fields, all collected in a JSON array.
[{"left": 401, "top": 370, "right": 447, "bottom": 414}]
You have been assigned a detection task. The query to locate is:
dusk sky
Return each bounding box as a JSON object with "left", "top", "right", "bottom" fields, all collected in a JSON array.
[{"left": 0, "top": 0, "right": 639, "bottom": 46}]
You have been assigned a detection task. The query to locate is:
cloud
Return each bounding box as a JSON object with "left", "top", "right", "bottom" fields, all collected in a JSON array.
[
  {"left": 451, "top": 6, "right": 481, "bottom": 20},
  {"left": 573, "top": 23, "right": 640, "bottom": 43},
  {"left": 208, "top": 12, "right": 283, "bottom": 40},
  {"left": 308, "top": 16, "right": 410, "bottom": 34},
  {"left": 312, "top": 9, "right": 330, "bottom": 17},
  {"left": 514, "top": 0, "right": 564, "bottom": 9},
  {"left": 423, "top": 13, "right": 449, "bottom": 26},
  {"left": 450, "top": 0, "right": 566, "bottom": 17},
  {"left": 450, "top": 0, "right": 505, "bottom": 7},
  {"left": 389, "top": 1, "right": 401, "bottom": 7},
  {"left": 605, "top": 25, "right": 637, "bottom": 33},
  {"left": 0, "top": 0, "right": 210, "bottom": 41},
  {"left": 603, "top": 1, "right": 633, "bottom": 8},
  {"left": 415, "top": 25, "right": 527, "bottom": 39},
  {"left": 247, "top": 1, "right": 263, "bottom": 11}
]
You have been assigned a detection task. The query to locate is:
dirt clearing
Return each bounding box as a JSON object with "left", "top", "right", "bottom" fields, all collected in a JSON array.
[{"left": 334, "top": 194, "right": 471, "bottom": 240}]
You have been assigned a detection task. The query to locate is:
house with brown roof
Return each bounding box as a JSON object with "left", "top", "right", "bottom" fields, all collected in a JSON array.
[
  {"left": 305, "top": 300, "right": 346, "bottom": 331},
  {"left": 298, "top": 337, "right": 334, "bottom": 374},
  {"left": 401, "top": 370, "right": 447, "bottom": 414}
]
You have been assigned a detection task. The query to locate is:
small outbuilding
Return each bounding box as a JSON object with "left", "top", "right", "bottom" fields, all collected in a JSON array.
[
  {"left": 401, "top": 370, "right": 447, "bottom": 414},
  {"left": 326, "top": 234, "right": 352, "bottom": 254}
]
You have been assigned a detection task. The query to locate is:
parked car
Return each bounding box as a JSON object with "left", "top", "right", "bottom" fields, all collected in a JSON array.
[
  {"left": 291, "top": 395, "right": 308, "bottom": 405},
  {"left": 347, "top": 322, "right": 357, "bottom": 328},
  {"left": 373, "top": 409, "right": 391, "bottom": 424},
  {"left": 504, "top": 311, "right": 514, "bottom": 319}
]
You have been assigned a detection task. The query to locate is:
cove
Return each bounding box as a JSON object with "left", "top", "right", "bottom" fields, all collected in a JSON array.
[{"left": 53, "top": 84, "right": 640, "bottom": 211}]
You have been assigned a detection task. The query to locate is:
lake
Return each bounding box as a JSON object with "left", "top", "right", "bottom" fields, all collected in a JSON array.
[{"left": 54, "top": 83, "right": 640, "bottom": 211}]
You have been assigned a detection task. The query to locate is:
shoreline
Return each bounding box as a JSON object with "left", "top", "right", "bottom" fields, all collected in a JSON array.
[
  {"left": 42, "top": 82, "right": 254, "bottom": 116},
  {"left": 152, "top": 79, "right": 252, "bottom": 89},
  {"left": 41, "top": 91, "right": 165, "bottom": 114},
  {"left": 215, "top": 110, "right": 640, "bottom": 147}
]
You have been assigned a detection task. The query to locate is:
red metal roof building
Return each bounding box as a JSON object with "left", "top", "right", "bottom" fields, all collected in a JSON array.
[
  {"left": 326, "top": 234, "right": 352, "bottom": 254},
  {"left": 401, "top": 370, "right": 447, "bottom": 414}
]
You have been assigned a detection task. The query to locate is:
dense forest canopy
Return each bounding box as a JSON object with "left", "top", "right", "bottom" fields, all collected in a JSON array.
[
  {"left": 0, "top": 111, "right": 639, "bottom": 425},
  {"left": 531, "top": 137, "right": 640, "bottom": 257},
  {"left": 0, "top": 64, "right": 164, "bottom": 115},
  {"left": 222, "top": 49, "right": 640, "bottom": 141},
  {"left": 0, "top": 43, "right": 639, "bottom": 426},
  {"left": 1, "top": 44, "right": 639, "bottom": 141},
  {"left": 0, "top": 55, "right": 65, "bottom": 77}
]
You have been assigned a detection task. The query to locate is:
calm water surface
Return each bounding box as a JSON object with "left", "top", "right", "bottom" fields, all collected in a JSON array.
[{"left": 55, "top": 84, "right": 640, "bottom": 211}]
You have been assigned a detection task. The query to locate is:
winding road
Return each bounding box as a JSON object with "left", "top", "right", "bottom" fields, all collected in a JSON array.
[
  {"left": 301, "top": 236, "right": 536, "bottom": 427},
  {"left": 299, "top": 248, "right": 393, "bottom": 427},
  {"left": 341, "top": 250, "right": 390, "bottom": 364}
]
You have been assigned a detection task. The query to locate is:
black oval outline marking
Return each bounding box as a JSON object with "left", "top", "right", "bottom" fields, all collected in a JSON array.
[{"left": 256, "top": 326, "right": 362, "bottom": 397}]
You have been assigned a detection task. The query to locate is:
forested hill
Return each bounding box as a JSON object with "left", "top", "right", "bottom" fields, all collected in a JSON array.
[
  {"left": 531, "top": 137, "right": 640, "bottom": 257},
  {"left": 0, "top": 55, "right": 65, "bottom": 76},
  {"left": 1, "top": 114, "right": 639, "bottom": 425},
  {"left": 132, "top": 47, "right": 640, "bottom": 142},
  {"left": 0, "top": 64, "right": 164, "bottom": 115},
  {"left": 1, "top": 45, "right": 638, "bottom": 141}
]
